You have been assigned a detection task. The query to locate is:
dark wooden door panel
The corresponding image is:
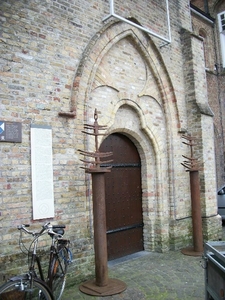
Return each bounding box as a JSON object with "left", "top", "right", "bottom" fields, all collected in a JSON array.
[
  {"left": 105, "top": 167, "right": 142, "bottom": 230},
  {"left": 100, "top": 133, "right": 143, "bottom": 260},
  {"left": 107, "top": 227, "right": 143, "bottom": 260}
]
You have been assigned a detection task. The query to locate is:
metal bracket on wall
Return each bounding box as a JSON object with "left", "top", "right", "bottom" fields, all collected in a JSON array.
[{"left": 58, "top": 111, "right": 76, "bottom": 118}]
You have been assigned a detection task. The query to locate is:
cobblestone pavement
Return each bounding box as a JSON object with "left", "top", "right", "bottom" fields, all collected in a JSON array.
[{"left": 63, "top": 250, "right": 205, "bottom": 300}]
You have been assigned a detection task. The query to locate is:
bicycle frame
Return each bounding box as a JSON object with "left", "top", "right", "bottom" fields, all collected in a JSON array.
[
  {"left": 27, "top": 230, "right": 68, "bottom": 289},
  {"left": 29, "top": 236, "right": 45, "bottom": 282},
  {"left": 47, "top": 239, "right": 64, "bottom": 290},
  {"left": 13, "top": 222, "right": 71, "bottom": 300}
]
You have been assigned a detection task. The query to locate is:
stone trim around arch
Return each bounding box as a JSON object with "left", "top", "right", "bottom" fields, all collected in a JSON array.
[
  {"left": 72, "top": 20, "right": 181, "bottom": 131},
  {"left": 100, "top": 102, "right": 170, "bottom": 252}
]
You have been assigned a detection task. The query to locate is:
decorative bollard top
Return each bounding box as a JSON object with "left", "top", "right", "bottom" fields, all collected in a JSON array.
[
  {"left": 181, "top": 134, "right": 201, "bottom": 172},
  {"left": 79, "top": 109, "right": 113, "bottom": 173}
]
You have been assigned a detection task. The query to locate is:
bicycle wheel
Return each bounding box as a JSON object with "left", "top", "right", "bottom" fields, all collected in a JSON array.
[
  {"left": 0, "top": 277, "right": 53, "bottom": 300},
  {"left": 50, "top": 247, "right": 69, "bottom": 300}
]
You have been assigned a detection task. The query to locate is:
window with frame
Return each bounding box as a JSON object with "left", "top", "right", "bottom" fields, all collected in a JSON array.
[{"left": 218, "top": 11, "right": 225, "bottom": 68}]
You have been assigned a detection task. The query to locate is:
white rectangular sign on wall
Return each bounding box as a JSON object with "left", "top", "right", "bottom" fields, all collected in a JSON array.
[{"left": 31, "top": 125, "right": 54, "bottom": 220}]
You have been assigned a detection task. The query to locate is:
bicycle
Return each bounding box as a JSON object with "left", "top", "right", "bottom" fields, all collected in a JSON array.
[{"left": 0, "top": 222, "right": 72, "bottom": 300}]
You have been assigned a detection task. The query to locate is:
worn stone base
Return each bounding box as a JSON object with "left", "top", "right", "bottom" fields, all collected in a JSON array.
[
  {"left": 169, "top": 215, "right": 222, "bottom": 251},
  {"left": 202, "top": 214, "right": 222, "bottom": 241}
]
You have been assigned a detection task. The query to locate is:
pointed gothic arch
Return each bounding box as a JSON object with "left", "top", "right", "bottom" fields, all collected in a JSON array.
[{"left": 73, "top": 20, "right": 183, "bottom": 251}]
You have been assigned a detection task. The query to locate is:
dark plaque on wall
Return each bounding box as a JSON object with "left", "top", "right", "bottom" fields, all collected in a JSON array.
[{"left": 0, "top": 121, "right": 22, "bottom": 142}]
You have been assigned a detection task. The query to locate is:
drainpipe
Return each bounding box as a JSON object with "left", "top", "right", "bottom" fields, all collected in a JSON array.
[
  {"left": 103, "top": 0, "right": 171, "bottom": 44},
  {"left": 190, "top": 7, "right": 214, "bottom": 25},
  {"left": 204, "top": 0, "right": 209, "bottom": 14}
]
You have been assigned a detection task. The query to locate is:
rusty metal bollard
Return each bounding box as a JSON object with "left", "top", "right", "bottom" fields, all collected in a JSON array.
[
  {"left": 79, "top": 109, "right": 127, "bottom": 296},
  {"left": 181, "top": 134, "right": 203, "bottom": 256}
]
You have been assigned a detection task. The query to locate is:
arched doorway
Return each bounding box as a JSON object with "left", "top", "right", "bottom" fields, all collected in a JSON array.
[{"left": 100, "top": 133, "right": 144, "bottom": 260}]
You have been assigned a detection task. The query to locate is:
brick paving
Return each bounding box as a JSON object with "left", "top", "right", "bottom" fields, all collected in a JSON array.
[{"left": 63, "top": 250, "right": 205, "bottom": 300}]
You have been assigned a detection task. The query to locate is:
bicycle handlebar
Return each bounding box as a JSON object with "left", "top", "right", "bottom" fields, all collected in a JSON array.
[{"left": 17, "top": 222, "right": 66, "bottom": 238}]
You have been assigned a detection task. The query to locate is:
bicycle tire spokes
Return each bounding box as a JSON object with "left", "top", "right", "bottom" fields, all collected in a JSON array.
[
  {"left": 57, "top": 239, "right": 72, "bottom": 264},
  {"left": 50, "top": 247, "right": 70, "bottom": 300},
  {"left": 59, "top": 248, "right": 72, "bottom": 264}
]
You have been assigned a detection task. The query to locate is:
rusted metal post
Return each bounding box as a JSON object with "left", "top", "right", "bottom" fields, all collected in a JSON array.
[
  {"left": 181, "top": 134, "right": 203, "bottom": 256},
  {"left": 79, "top": 109, "right": 127, "bottom": 296},
  {"left": 92, "top": 172, "right": 108, "bottom": 286},
  {"left": 189, "top": 170, "right": 203, "bottom": 253}
]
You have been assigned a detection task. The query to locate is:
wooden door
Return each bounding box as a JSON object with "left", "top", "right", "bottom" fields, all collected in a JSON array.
[{"left": 100, "top": 133, "right": 143, "bottom": 260}]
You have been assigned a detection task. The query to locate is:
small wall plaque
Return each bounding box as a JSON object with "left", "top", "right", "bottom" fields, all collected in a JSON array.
[{"left": 0, "top": 121, "right": 22, "bottom": 142}]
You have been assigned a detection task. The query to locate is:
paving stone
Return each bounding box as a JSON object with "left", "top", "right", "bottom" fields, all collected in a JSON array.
[{"left": 62, "top": 250, "right": 205, "bottom": 300}]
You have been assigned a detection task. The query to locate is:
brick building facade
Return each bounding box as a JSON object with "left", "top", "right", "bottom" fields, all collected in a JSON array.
[
  {"left": 0, "top": 0, "right": 224, "bottom": 283},
  {"left": 191, "top": 0, "right": 225, "bottom": 188}
]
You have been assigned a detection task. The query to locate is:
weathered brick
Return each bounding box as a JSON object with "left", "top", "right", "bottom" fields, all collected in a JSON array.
[{"left": 0, "top": 0, "right": 224, "bottom": 285}]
